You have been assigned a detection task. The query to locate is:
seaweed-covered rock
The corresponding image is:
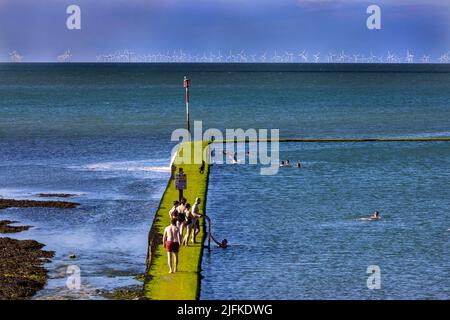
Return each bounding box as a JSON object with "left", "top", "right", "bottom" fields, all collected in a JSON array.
[{"left": 0, "top": 237, "right": 55, "bottom": 300}]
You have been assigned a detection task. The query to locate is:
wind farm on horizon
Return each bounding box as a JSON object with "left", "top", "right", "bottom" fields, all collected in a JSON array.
[{"left": 3, "top": 49, "right": 450, "bottom": 64}]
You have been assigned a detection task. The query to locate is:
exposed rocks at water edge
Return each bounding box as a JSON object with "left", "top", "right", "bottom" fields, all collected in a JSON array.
[
  {"left": 0, "top": 237, "right": 54, "bottom": 300},
  {"left": 35, "top": 193, "right": 78, "bottom": 198},
  {"left": 0, "top": 220, "right": 31, "bottom": 233},
  {"left": 0, "top": 198, "right": 80, "bottom": 210}
]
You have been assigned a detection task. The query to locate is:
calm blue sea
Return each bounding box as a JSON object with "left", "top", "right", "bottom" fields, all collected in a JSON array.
[{"left": 0, "top": 63, "right": 449, "bottom": 299}]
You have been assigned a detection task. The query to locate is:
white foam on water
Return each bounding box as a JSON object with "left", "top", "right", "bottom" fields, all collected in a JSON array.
[
  {"left": 0, "top": 188, "right": 84, "bottom": 199},
  {"left": 387, "top": 131, "right": 450, "bottom": 138},
  {"left": 75, "top": 160, "right": 171, "bottom": 173}
]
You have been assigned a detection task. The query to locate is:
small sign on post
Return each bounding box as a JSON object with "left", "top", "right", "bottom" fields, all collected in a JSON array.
[
  {"left": 175, "top": 168, "right": 187, "bottom": 201},
  {"left": 184, "top": 76, "right": 190, "bottom": 133}
]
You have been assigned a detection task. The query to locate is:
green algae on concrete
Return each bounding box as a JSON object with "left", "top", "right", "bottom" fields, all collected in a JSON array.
[{"left": 143, "top": 141, "right": 210, "bottom": 300}]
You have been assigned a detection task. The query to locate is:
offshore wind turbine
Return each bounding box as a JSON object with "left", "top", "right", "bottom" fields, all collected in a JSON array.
[
  {"left": 217, "top": 50, "right": 224, "bottom": 62},
  {"left": 238, "top": 50, "right": 247, "bottom": 63},
  {"left": 421, "top": 55, "right": 430, "bottom": 63},
  {"left": 338, "top": 51, "right": 347, "bottom": 63},
  {"left": 327, "top": 53, "right": 335, "bottom": 63},
  {"left": 405, "top": 50, "right": 414, "bottom": 63},
  {"left": 284, "top": 51, "right": 294, "bottom": 63},
  {"left": 386, "top": 51, "right": 395, "bottom": 63},
  {"left": 57, "top": 50, "right": 72, "bottom": 62},
  {"left": 9, "top": 51, "right": 23, "bottom": 62},
  {"left": 272, "top": 51, "right": 282, "bottom": 63},
  {"left": 260, "top": 52, "right": 267, "bottom": 63},
  {"left": 299, "top": 50, "right": 308, "bottom": 62},
  {"left": 313, "top": 52, "right": 320, "bottom": 63},
  {"left": 439, "top": 52, "right": 449, "bottom": 63}
]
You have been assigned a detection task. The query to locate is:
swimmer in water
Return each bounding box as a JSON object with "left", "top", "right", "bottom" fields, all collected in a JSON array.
[
  {"left": 357, "top": 211, "right": 381, "bottom": 221},
  {"left": 280, "top": 160, "right": 285, "bottom": 167},
  {"left": 211, "top": 234, "right": 228, "bottom": 248},
  {"left": 370, "top": 211, "right": 381, "bottom": 220},
  {"left": 285, "top": 160, "right": 291, "bottom": 167},
  {"left": 296, "top": 161, "right": 302, "bottom": 168}
]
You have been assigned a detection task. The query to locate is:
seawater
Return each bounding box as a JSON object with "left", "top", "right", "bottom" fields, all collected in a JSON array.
[{"left": 0, "top": 63, "right": 449, "bottom": 299}]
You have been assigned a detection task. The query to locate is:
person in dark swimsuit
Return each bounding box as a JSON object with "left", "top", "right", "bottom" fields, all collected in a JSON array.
[
  {"left": 169, "top": 200, "right": 180, "bottom": 220},
  {"left": 176, "top": 198, "right": 187, "bottom": 235},
  {"left": 182, "top": 204, "right": 193, "bottom": 246}
]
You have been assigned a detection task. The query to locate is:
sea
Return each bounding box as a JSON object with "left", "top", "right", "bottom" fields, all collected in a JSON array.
[{"left": 0, "top": 63, "right": 449, "bottom": 299}]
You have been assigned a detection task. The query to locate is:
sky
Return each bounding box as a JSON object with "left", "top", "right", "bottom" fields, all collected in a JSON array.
[{"left": 0, "top": 0, "right": 449, "bottom": 61}]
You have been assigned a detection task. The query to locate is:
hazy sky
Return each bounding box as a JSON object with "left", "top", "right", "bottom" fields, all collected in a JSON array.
[{"left": 0, "top": 0, "right": 449, "bottom": 61}]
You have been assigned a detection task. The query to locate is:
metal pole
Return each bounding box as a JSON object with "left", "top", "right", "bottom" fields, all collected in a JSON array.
[
  {"left": 184, "top": 76, "right": 190, "bottom": 133},
  {"left": 207, "top": 216, "right": 211, "bottom": 252}
]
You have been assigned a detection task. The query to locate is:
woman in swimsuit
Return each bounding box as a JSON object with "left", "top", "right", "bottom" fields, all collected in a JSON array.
[
  {"left": 176, "top": 198, "right": 187, "bottom": 234},
  {"left": 182, "top": 203, "right": 193, "bottom": 246}
]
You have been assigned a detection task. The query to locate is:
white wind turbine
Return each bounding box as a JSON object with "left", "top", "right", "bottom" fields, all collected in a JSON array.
[
  {"left": 9, "top": 51, "right": 23, "bottom": 62},
  {"left": 217, "top": 50, "right": 224, "bottom": 62},
  {"left": 238, "top": 50, "right": 247, "bottom": 63},
  {"left": 313, "top": 52, "right": 320, "bottom": 63},
  {"left": 439, "top": 52, "right": 449, "bottom": 63},
  {"left": 338, "top": 51, "right": 347, "bottom": 63},
  {"left": 405, "top": 50, "right": 414, "bottom": 63},
  {"left": 284, "top": 51, "right": 294, "bottom": 63},
  {"left": 386, "top": 51, "right": 395, "bottom": 63},
  {"left": 299, "top": 50, "right": 308, "bottom": 62},
  {"left": 421, "top": 55, "right": 430, "bottom": 63},
  {"left": 327, "top": 52, "right": 335, "bottom": 63},
  {"left": 226, "top": 50, "right": 233, "bottom": 62},
  {"left": 260, "top": 52, "right": 267, "bottom": 63},
  {"left": 272, "top": 51, "right": 282, "bottom": 62},
  {"left": 57, "top": 50, "right": 72, "bottom": 62}
]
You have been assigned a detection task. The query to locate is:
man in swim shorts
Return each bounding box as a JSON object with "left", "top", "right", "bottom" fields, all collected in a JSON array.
[{"left": 162, "top": 218, "right": 181, "bottom": 273}]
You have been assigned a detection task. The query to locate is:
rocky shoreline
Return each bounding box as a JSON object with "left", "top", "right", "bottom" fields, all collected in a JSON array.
[
  {"left": 35, "top": 193, "right": 78, "bottom": 198},
  {"left": 0, "top": 198, "right": 79, "bottom": 210},
  {"left": 0, "top": 220, "right": 31, "bottom": 233},
  {"left": 0, "top": 197, "right": 79, "bottom": 299},
  {"left": 0, "top": 237, "right": 54, "bottom": 300}
]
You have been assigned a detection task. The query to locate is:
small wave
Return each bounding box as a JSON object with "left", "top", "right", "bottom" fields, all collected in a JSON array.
[
  {"left": 387, "top": 131, "right": 450, "bottom": 139},
  {"left": 81, "top": 161, "right": 171, "bottom": 173}
]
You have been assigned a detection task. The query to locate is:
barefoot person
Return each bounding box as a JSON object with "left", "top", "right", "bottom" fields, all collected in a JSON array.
[
  {"left": 162, "top": 218, "right": 181, "bottom": 273},
  {"left": 182, "top": 203, "right": 193, "bottom": 246},
  {"left": 176, "top": 198, "right": 187, "bottom": 235},
  {"left": 191, "top": 197, "right": 204, "bottom": 243},
  {"left": 169, "top": 200, "right": 179, "bottom": 220}
]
